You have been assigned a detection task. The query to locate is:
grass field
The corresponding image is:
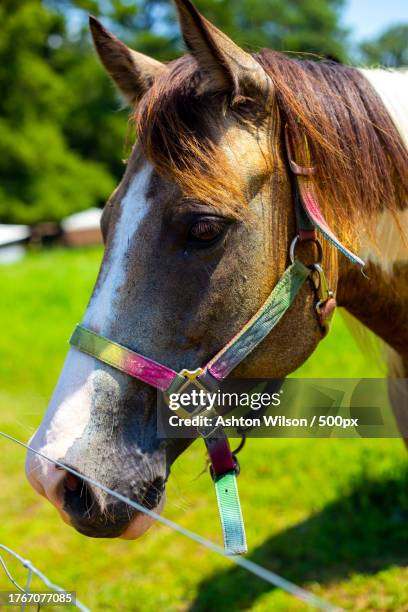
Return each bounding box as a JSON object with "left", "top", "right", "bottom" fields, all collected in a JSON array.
[{"left": 1, "top": 247, "right": 407, "bottom": 611}]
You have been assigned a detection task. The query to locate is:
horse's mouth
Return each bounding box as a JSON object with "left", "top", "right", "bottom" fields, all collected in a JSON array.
[
  {"left": 27, "top": 442, "right": 168, "bottom": 539},
  {"left": 120, "top": 494, "right": 166, "bottom": 540},
  {"left": 59, "top": 464, "right": 167, "bottom": 539},
  {"left": 64, "top": 489, "right": 166, "bottom": 539}
]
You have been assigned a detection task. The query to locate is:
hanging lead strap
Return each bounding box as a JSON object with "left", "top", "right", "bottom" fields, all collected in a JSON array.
[
  {"left": 166, "top": 371, "right": 248, "bottom": 555},
  {"left": 196, "top": 261, "right": 312, "bottom": 554},
  {"left": 214, "top": 471, "right": 246, "bottom": 555},
  {"left": 205, "top": 436, "right": 247, "bottom": 555},
  {"left": 167, "top": 262, "right": 312, "bottom": 555}
]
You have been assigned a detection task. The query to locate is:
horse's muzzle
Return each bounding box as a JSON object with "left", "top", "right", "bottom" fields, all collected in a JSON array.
[{"left": 60, "top": 465, "right": 165, "bottom": 538}]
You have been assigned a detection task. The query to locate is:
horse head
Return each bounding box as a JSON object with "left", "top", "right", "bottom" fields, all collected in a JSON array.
[{"left": 30, "top": 0, "right": 404, "bottom": 539}]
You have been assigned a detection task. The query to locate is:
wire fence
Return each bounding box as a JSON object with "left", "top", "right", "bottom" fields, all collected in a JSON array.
[
  {"left": 0, "top": 544, "right": 89, "bottom": 611},
  {"left": 0, "top": 430, "right": 340, "bottom": 611}
]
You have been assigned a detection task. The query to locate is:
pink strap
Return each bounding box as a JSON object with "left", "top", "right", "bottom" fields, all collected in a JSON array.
[
  {"left": 298, "top": 179, "right": 365, "bottom": 267},
  {"left": 285, "top": 125, "right": 365, "bottom": 268}
]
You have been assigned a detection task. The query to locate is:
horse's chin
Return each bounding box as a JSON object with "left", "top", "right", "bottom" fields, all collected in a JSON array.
[{"left": 120, "top": 494, "right": 166, "bottom": 540}]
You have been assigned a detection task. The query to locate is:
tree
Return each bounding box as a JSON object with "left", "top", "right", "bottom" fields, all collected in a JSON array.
[
  {"left": 1, "top": 0, "right": 349, "bottom": 225},
  {"left": 360, "top": 24, "right": 408, "bottom": 68},
  {"left": 0, "top": 0, "right": 116, "bottom": 224},
  {"left": 62, "top": 0, "right": 349, "bottom": 60},
  {"left": 187, "top": 0, "right": 348, "bottom": 60}
]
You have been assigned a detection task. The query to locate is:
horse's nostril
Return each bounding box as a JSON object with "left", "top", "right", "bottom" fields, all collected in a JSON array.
[
  {"left": 63, "top": 472, "right": 94, "bottom": 521},
  {"left": 65, "top": 473, "right": 81, "bottom": 492},
  {"left": 58, "top": 465, "right": 164, "bottom": 538}
]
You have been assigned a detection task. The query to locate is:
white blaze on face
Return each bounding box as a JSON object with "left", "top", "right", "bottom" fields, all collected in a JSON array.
[
  {"left": 84, "top": 162, "right": 153, "bottom": 332},
  {"left": 26, "top": 163, "right": 154, "bottom": 528}
]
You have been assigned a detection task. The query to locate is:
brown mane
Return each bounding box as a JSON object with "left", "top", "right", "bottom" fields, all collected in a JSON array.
[
  {"left": 136, "top": 55, "right": 249, "bottom": 218},
  {"left": 136, "top": 51, "right": 408, "bottom": 244}
]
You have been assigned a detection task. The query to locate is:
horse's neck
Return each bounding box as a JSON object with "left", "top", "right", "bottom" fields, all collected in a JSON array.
[
  {"left": 338, "top": 68, "right": 408, "bottom": 356},
  {"left": 337, "top": 255, "right": 408, "bottom": 357},
  {"left": 344, "top": 65, "right": 408, "bottom": 416},
  {"left": 360, "top": 67, "right": 408, "bottom": 148},
  {"left": 356, "top": 67, "right": 408, "bottom": 267},
  {"left": 357, "top": 68, "right": 408, "bottom": 262}
]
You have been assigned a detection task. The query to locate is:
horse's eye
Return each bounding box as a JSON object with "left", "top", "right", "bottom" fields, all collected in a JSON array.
[{"left": 187, "top": 216, "right": 228, "bottom": 248}]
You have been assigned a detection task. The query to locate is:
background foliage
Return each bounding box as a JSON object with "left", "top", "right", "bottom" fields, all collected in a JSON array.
[{"left": 0, "top": 0, "right": 407, "bottom": 224}]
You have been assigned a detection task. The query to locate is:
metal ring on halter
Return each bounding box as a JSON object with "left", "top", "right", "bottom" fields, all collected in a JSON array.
[{"left": 289, "top": 235, "right": 323, "bottom": 266}]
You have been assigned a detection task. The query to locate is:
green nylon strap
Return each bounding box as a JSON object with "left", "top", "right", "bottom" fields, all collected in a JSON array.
[{"left": 214, "top": 471, "right": 247, "bottom": 555}]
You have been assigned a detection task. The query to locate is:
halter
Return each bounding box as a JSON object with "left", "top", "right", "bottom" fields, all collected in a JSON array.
[{"left": 69, "top": 127, "right": 364, "bottom": 555}]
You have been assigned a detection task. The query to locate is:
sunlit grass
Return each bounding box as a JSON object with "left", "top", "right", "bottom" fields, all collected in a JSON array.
[{"left": 0, "top": 247, "right": 405, "bottom": 611}]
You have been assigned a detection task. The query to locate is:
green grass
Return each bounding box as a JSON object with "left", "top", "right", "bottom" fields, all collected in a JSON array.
[{"left": 0, "top": 247, "right": 406, "bottom": 611}]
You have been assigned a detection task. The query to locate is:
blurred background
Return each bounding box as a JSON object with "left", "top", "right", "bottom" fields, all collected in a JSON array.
[
  {"left": 1, "top": 1, "right": 408, "bottom": 610},
  {"left": 0, "top": 0, "right": 407, "bottom": 231}
]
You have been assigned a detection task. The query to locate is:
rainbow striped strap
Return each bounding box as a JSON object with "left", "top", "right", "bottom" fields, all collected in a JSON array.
[
  {"left": 69, "top": 325, "right": 183, "bottom": 392},
  {"left": 69, "top": 262, "right": 311, "bottom": 390},
  {"left": 205, "top": 261, "right": 311, "bottom": 381}
]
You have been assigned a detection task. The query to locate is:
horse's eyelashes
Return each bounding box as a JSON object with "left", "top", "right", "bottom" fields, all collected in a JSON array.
[
  {"left": 187, "top": 215, "right": 229, "bottom": 249},
  {"left": 190, "top": 219, "right": 224, "bottom": 240}
]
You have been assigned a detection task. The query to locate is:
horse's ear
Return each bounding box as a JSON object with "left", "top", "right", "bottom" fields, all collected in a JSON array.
[
  {"left": 89, "top": 16, "right": 166, "bottom": 104},
  {"left": 173, "top": 0, "right": 270, "bottom": 99}
]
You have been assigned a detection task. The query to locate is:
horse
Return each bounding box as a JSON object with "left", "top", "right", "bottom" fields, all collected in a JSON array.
[{"left": 26, "top": 0, "right": 407, "bottom": 542}]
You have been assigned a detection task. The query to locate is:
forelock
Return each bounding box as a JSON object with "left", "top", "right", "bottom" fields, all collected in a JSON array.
[{"left": 134, "top": 55, "right": 250, "bottom": 215}]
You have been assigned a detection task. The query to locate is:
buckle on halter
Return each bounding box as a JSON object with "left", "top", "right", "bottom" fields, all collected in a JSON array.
[
  {"left": 179, "top": 368, "right": 205, "bottom": 384},
  {"left": 310, "top": 263, "right": 337, "bottom": 335},
  {"left": 311, "top": 264, "right": 333, "bottom": 304},
  {"left": 165, "top": 368, "right": 215, "bottom": 420}
]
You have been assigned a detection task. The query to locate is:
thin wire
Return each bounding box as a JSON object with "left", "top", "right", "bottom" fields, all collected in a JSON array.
[
  {"left": 0, "top": 544, "right": 89, "bottom": 612},
  {"left": 21, "top": 563, "right": 32, "bottom": 612},
  {"left": 0, "top": 554, "right": 25, "bottom": 592},
  {"left": 0, "top": 430, "right": 339, "bottom": 611}
]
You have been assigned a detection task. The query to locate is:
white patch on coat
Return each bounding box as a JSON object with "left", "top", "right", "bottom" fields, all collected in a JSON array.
[
  {"left": 360, "top": 68, "right": 408, "bottom": 147},
  {"left": 83, "top": 163, "right": 153, "bottom": 332},
  {"left": 360, "top": 209, "right": 408, "bottom": 274},
  {"left": 26, "top": 162, "right": 153, "bottom": 501},
  {"left": 358, "top": 68, "right": 408, "bottom": 272}
]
